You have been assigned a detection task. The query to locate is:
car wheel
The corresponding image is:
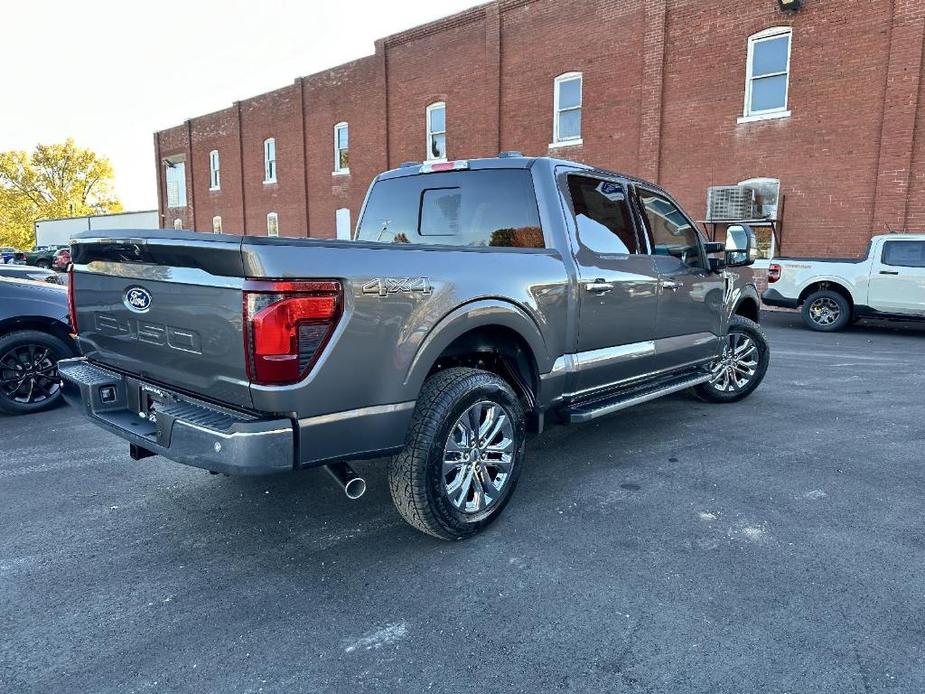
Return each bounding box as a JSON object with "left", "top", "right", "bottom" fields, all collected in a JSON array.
[
  {"left": 0, "top": 330, "right": 72, "bottom": 415},
  {"left": 35, "top": 260, "right": 51, "bottom": 269},
  {"left": 693, "top": 315, "right": 769, "bottom": 404},
  {"left": 388, "top": 367, "right": 526, "bottom": 540},
  {"left": 802, "top": 289, "right": 851, "bottom": 332}
]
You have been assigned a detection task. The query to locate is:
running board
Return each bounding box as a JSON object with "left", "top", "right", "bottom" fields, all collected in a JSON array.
[{"left": 562, "top": 373, "right": 711, "bottom": 424}]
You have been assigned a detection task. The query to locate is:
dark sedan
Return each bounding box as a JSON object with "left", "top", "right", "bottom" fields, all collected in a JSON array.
[{"left": 0, "top": 277, "right": 79, "bottom": 414}]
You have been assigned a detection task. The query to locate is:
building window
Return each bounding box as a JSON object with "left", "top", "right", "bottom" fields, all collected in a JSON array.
[
  {"left": 335, "top": 208, "right": 352, "bottom": 240},
  {"left": 738, "top": 177, "right": 781, "bottom": 259},
  {"left": 552, "top": 72, "right": 582, "bottom": 146},
  {"left": 740, "top": 28, "right": 792, "bottom": 122},
  {"left": 333, "top": 122, "right": 349, "bottom": 174},
  {"left": 264, "top": 138, "right": 277, "bottom": 183},
  {"left": 209, "top": 150, "right": 220, "bottom": 190},
  {"left": 426, "top": 102, "right": 446, "bottom": 161},
  {"left": 266, "top": 212, "right": 279, "bottom": 237},
  {"left": 173, "top": 218, "right": 183, "bottom": 230},
  {"left": 165, "top": 158, "right": 187, "bottom": 208},
  {"left": 212, "top": 215, "right": 222, "bottom": 233}
]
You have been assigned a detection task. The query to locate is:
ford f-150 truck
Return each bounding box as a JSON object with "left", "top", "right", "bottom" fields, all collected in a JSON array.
[
  {"left": 762, "top": 233, "right": 925, "bottom": 331},
  {"left": 59, "top": 155, "right": 767, "bottom": 540}
]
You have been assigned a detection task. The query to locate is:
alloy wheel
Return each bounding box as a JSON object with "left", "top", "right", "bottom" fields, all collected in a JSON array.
[
  {"left": 442, "top": 400, "right": 516, "bottom": 514},
  {"left": 0, "top": 344, "right": 60, "bottom": 405},
  {"left": 808, "top": 297, "right": 841, "bottom": 327},
  {"left": 709, "top": 331, "right": 760, "bottom": 393}
]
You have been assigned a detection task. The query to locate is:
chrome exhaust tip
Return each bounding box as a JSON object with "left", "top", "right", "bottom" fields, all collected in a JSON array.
[{"left": 324, "top": 462, "right": 366, "bottom": 500}]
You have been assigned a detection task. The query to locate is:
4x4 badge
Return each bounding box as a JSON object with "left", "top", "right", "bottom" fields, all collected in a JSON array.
[{"left": 362, "top": 277, "right": 431, "bottom": 298}]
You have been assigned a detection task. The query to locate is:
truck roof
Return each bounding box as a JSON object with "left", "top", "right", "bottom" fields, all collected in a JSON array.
[
  {"left": 377, "top": 154, "right": 670, "bottom": 195},
  {"left": 869, "top": 232, "right": 925, "bottom": 240}
]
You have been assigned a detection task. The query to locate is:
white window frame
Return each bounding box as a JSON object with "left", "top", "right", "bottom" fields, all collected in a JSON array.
[
  {"left": 212, "top": 215, "right": 222, "bottom": 234},
  {"left": 425, "top": 102, "right": 447, "bottom": 162},
  {"left": 164, "top": 158, "right": 187, "bottom": 209},
  {"left": 266, "top": 212, "right": 279, "bottom": 237},
  {"left": 738, "top": 177, "right": 781, "bottom": 264},
  {"left": 333, "top": 122, "right": 349, "bottom": 175},
  {"left": 263, "top": 137, "right": 277, "bottom": 183},
  {"left": 173, "top": 218, "right": 183, "bottom": 230},
  {"left": 335, "top": 208, "right": 352, "bottom": 240},
  {"left": 738, "top": 27, "right": 792, "bottom": 124},
  {"left": 550, "top": 72, "right": 583, "bottom": 148},
  {"left": 208, "top": 150, "right": 220, "bottom": 190}
]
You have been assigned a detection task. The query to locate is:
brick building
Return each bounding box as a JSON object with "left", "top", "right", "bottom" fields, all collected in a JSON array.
[{"left": 154, "top": 0, "right": 925, "bottom": 258}]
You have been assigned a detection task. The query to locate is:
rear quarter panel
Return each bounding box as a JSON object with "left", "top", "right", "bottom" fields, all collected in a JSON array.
[
  {"left": 0, "top": 278, "right": 69, "bottom": 325},
  {"left": 241, "top": 239, "right": 571, "bottom": 417},
  {"left": 773, "top": 260, "right": 869, "bottom": 305}
]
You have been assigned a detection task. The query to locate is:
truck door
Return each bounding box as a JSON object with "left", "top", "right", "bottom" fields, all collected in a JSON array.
[
  {"left": 633, "top": 186, "right": 724, "bottom": 367},
  {"left": 564, "top": 174, "right": 661, "bottom": 394},
  {"left": 867, "top": 239, "right": 925, "bottom": 315}
]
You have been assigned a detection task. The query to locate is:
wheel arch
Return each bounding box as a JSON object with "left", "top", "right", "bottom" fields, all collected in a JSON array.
[
  {"left": 798, "top": 279, "right": 855, "bottom": 308},
  {"left": 733, "top": 296, "right": 760, "bottom": 323},
  {"left": 0, "top": 316, "right": 77, "bottom": 354},
  {"left": 404, "top": 300, "right": 549, "bottom": 411}
]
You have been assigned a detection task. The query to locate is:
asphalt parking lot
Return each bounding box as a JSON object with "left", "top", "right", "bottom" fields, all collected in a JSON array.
[{"left": 1, "top": 311, "right": 923, "bottom": 693}]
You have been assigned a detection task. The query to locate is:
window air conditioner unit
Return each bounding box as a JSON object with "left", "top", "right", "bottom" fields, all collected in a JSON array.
[{"left": 706, "top": 186, "right": 756, "bottom": 222}]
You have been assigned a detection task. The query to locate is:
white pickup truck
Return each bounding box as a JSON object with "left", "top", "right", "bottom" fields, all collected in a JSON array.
[{"left": 762, "top": 233, "right": 925, "bottom": 331}]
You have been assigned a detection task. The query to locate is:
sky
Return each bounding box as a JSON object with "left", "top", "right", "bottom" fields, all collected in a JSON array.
[{"left": 0, "top": 0, "right": 484, "bottom": 211}]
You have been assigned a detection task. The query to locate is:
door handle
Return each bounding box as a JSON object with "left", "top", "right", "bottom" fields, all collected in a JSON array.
[
  {"left": 879, "top": 270, "right": 899, "bottom": 275},
  {"left": 585, "top": 279, "right": 614, "bottom": 294},
  {"left": 661, "top": 280, "right": 683, "bottom": 291}
]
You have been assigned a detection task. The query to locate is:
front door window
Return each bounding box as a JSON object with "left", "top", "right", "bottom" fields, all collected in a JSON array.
[{"left": 636, "top": 190, "right": 705, "bottom": 270}]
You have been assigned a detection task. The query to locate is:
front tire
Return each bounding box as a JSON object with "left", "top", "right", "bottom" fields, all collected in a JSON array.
[
  {"left": 0, "top": 330, "right": 72, "bottom": 415},
  {"left": 35, "top": 260, "right": 51, "bottom": 269},
  {"left": 693, "top": 315, "right": 769, "bottom": 403},
  {"left": 801, "top": 289, "right": 851, "bottom": 332},
  {"left": 388, "top": 367, "right": 526, "bottom": 540}
]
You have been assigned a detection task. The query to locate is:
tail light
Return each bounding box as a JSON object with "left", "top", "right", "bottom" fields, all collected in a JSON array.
[
  {"left": 243, "top": 280, "right": 342, "bottom": 386},
  {"left": 67, "top": 266, "right": 78, "bottom": 334},
  {"left": 768, "top": 263, "right": 782, "bottom": 283}
]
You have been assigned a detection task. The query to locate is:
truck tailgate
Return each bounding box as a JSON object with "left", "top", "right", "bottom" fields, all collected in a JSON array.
[{"left": 70, "top": 232, "right": 253, "bottom": 409}]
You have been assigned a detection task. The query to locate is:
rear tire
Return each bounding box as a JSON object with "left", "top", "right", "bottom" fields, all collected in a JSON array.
[
  {"left": 0, "top": 330, "right": 72, "bottom": 415},
  {"left": 35, "top": 260, "right": 51, "bottom": 269},
  {"left": 388, "top": 367, "right": 526, "bottom": 541},
  {"left": 801, "top": 289, "right": 851, "bottom": 332},
  {"left": 693, "top": 315, "right": 769, "bottom": 403}
]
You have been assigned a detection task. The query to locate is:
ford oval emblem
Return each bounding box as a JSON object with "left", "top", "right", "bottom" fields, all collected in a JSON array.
[{"left": 124, "top": 286, "right": 152, "bottom": 313}]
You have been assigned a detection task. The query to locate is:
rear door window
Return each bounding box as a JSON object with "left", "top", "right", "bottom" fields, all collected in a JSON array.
[
  {"left": 567, "top": 175, "right": 640, "bottom": 254},
  {"left": 356, "top": 169, "right": 544, "bottom": 248}
]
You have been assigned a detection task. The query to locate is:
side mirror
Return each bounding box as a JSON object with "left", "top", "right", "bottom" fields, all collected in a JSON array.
[{"left": 725, "top": 224, "right": 759, "bottom": 267}]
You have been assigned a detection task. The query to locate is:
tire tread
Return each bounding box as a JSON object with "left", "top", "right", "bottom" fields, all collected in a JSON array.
[{"left": 388, "top": 367, "right": 519, "bottom": 540}]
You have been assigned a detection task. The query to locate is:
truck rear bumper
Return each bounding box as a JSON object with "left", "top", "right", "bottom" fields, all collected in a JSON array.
[
  {"left": 58, "top": 358, "right": 294, "bottom": 476},
  {"left": 761, "top": 288, "right": 800, "bottom": 309}
]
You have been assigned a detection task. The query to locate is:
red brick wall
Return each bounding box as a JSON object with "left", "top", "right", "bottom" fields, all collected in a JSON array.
[
  {"left": 303, "top": 56, "right": 386, "bottom": 238},
  {"left": 238, "top": 84, "right": 307, "bottom": 237},
  {"left": 155, "top": 0, "right": 925, "bottom": 256},
  {"left": 499, "top": 0, "right": 644, "bottom": 172},
  {"left": 154, "top": 124, "right": 192, "bottom": 230},
  {"left": 386, "top": 8, "right": 494, "bottom": 165},
  {"left": 189, "top": 106, "right": 244, "bottom": 234}
]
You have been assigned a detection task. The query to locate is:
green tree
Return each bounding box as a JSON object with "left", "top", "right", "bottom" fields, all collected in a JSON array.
[{"left": 0, "top": 139, "right": 122, "bottom": 248}]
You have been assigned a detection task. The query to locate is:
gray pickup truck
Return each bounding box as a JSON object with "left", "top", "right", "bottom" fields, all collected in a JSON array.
[{"left": 60, "top": 155, "right": 767, "bottom": 540}]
